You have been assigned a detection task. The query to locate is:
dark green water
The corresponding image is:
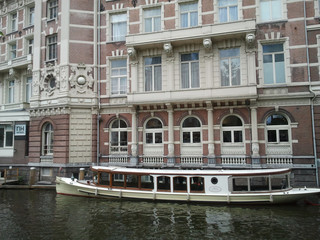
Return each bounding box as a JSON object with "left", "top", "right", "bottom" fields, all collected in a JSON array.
[{"left": 1, "top": 190, "right": 320, "bottom": 240}]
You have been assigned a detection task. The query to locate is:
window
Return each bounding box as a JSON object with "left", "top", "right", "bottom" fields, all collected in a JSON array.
[
  {"left": 220, "top": 48, "right": 240, "bottom": 86},
  {"left": 180, "top": 2, "right": 198, "bottom": 28},
  {"left": 10, "top": 12, "right": 18, "bottom": 32},
  {"left": 222, "top": 115, "right": 243, "bottom": 143},
  {"left": 28, "top": 6, "right": 35, "bottom": 26},
  {"left": 266, "top": 114, "right": 289, "bottom": 143},
  {"left": 111, "top": 59, "right": 127, "bottom": 95},
  {"left": 145, "top": 57, "right": 162, "bottom": 91},
  {"left": 260, "top": 0, "right": 282, "bottom": 22},
  {"left": 110, "top": 119, "right": 128, "bottom": 153},
  {"left": 0, "top": 125, "right": 13, "bottom": 148},
  {"left": 8, "top": 80, "right": 14, "bottom": 103},
  {"left": 144, "top": 8, "right": 161, "bottom": 32},
  {"left": 47, "top": 34, "right": 57, "bottom": 60},
  {"left": 26, "top": 77, "right": 32, "bottom": 103},
  {"left": 262, "top": 43, "right": 285, "bottom": 84},
  {"left": 42, "top": 123, "right": 54, "bottom": 155},
  {"left": 47, "top": 0, "right": 58, "bottom": 20},
  {"left": 182, "top": 117, "right": 201, "bottom": 144},
  {"left": 111, "top": 13, "right": 127, "bottom": 42},
  {"left": 9, "top": 42, "right": 17, "bottom": 60},
  {"left": 219, "top": 0, "right": 238, "bottom": 22},
  {"left": 181, "top": 53, "right": 199, "bottom": 89},
  {"left": 27, "top": 38, "right": 34, "bottom": 55},
  {"left": 145, "top": 119, "right": 163, "bottom": 144}
]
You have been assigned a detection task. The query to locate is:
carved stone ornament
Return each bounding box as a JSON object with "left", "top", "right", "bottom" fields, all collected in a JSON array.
[
  {"left": 163, "top": 43, "right": 173, "bottom": 57},
  {"left": 246, "top": 33, "right": 256, "bottom": 49},
  {"left": 69, "top": 63, "right": 94, "bottom": 94},
  {"left": 203, "top": 38, "right": 212, "bottom": 51},
  {"left": 39, "top": 65, "right": 60, "bottom": 96},
  {"left": 127, "top": 47, "right": 137, "bottom": 60}
]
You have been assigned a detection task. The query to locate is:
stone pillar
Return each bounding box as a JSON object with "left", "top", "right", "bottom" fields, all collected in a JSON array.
[
  {"left": 207, "top": 102, "right": 215, "bottom": 165},
  {"left": 29, "top": 167, "right": 37, "bottom": 186},
  {"left": 79, "top": 168, "right": 85, "bottom": 180},
  {"left": 166, "top": 104, "right": 175, "bottom": 166},
  {"left": 130, "top": 108, "right": 138, "bottom": 165},
  {"left": 130, "top": 60, "right": 139, "bottom": 93},
  {"left": 250, "top": 102, "right": 260, "bottom": 165}
]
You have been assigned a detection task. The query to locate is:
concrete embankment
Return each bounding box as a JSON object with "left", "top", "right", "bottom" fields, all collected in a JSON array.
[{"left": 0, "top": 184, "right": 56, "bottom": 190}]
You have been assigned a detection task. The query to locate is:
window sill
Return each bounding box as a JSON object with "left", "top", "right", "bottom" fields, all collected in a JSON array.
[{"left": 257, "top": 19, "right": 288, "bottom": 25}]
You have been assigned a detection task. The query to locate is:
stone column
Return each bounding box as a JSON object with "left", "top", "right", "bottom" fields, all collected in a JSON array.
[
  {"left": 250, "top": 102, "right": 260, "bottom": 165},
  {"left": 79, "top": 168, "right": 85, "bottom": 180},
  {"left": 29, "top": 167, "right": 37, "bottom": 186},
  {"left": 130, "top": 108, "right": 138, "bottom": 165},
  {"left": 207, "top": 102, "right": 215, "bottom": 165},
  {"left": 166, "top": 103, "right": 175, "bottom": 166}
]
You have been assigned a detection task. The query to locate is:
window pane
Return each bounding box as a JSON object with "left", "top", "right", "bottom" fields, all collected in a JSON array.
[
  {"left": 223, "top": 131, "right": 232, "bottom": 142},
  {"left": 146, "top": 133, "right": 153, "bottom": 144},
  {"left": 263, "top": 44, "right": 283, "bottom": 53},
  {"left": 181, "top": 63, "right": 190, "bottom": 88},
  {"left": 234, "top": 131, "right": 243, "bottom": 142},
  {"left": 191, "top": 62, "right": 199, "bottom": 88},
  {"left": 279, "top": 130, "right": 288, "bottom": 142},
  {"left": 231, "top": 58, "right": 240, "bottom": 85},
  {"left": 182, "top": 117, "right": 201, "bottom": 127},
  {"left": 193, "top": 132, "right": 201, "bottom": 143},
  {"left": 0, "top": 128, "right": 4, "bottom": 147},
  {"left": 155, "top": 133, "right": 162, "bottom": 143},
  {"left": 183, "top": 132, "right": 191, "bottom": 143},
  {"left": 220, "top": 59, "right": 229, "bottom": 86},
  {"left": 263, "top": 60, "right": 274, "bottom": 84},
  {"left": 266, "top": 114, "right": 288, "bottom": 125},
  {"left": 267, "top": 130, "right": 277, "bottom": 142},
  {"left": 222, "top": 116, "right": 242, "bottom": 126},
  {"left": 229, "top": 6, "right": 238, "bottom": 21},
  {"left": 111, "top": 132, "right": 118, "bottom": 145},
  {"left": 120, "top": 132, "right": 127, "bottom": 146},
  {"left": 145, "top": 66, "right": 152, "bottom": 91},
  {"left": 219, "top": 8, "right": 228, "bottom": 22},
  {"left": 146, "top": 119, "right": 162, "bottom": 129}
]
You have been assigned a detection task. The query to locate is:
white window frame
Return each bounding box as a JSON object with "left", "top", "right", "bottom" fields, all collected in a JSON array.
[
  {"left": 9, "top": 42, "right": 17, "bottom": 60},
  {"left": 316, "top": 0, "right": 320, "bottom": 17},
  {"left": 42, "top": 122, "right": 54, "bottom": 156},
  {"left": 180, "top": 2, "right": 198, "bottom": 28},
  {"left": 265, "top": 114, "right": 290, "bottom": 144},
  {"left": 219, "top": 47, "right": 241, "bottom": 87},
  {"left": 9, "top": 12, "right": 18, "bottom": 33},
  {"left": 144, "top": 56, "right": 162, "bottom": 92},
  {"left": 181, "top": 117, "right": 202, "bottom": 145},
  {"left": 26, "top": 76, "right": 32, "bottom": 103},
  {"left": 26, "top": 37, "right": 34, "bottom": 55},
  {"left": 0, "top": 124, "right": 14, "bottom": 148},
  {"left": 110, "top": 119, "right": 128, "bottom": 154},
  {"left": 221, "top": 115, "right": 244, "bottom": 145},
  {"left": 144, "top": 118, "right": 163, "bottom": 145},
  {"left": 180, "top": 52, "right": 200, "bottom": 89},
  {"left": 8, "top": 80, "right": 15, "bottom": 103},
  {"left": 110, "top": 13, "right": 127, "bottom": 42},
  {"left": 46, "top": 34, "right": 57, "bottom": 61},
  {"left": 27, "top": 5, "right": 35, "bottom": 26},
  {"left": 144, "top": 7, "right": 161, "bottom": 33},
  {"left": 110, "top": 59, "right": 127, "bottom": 95},
  {"left": 218, "top": 0, "right": 238, "bottom": 23},
  {"left": 258, "top": 0, "right": 285, "bottom": 22},
  {"left": 47, "top": 0, "right": 58, "bottom": 20}
]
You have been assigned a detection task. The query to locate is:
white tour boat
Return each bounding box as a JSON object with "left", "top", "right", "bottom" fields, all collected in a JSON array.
[{"left": 56, "top": 166, "right": 320, "bottom": 204}]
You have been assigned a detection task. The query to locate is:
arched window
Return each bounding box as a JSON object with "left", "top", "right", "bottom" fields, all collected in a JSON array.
[
  {"left": 266, "top": 114, "right": 289, "bottom": 143},
  {"left": 145, "top": 118, "right": 163, "bottom": 144},
  {"left": 42, "top": 122, "right": 53, "bottom": 155},
  {"left": 222, "top": 115, "right": 243, "bottom": 143},
  {"left": 182, "top": 117, "right": 201, "bottom": 143},
  {"left": 110, "top": 119, "right": 128, "bottom": 153}
]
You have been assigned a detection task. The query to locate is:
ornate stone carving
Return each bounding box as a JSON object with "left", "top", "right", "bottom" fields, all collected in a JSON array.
[
  {"left": 246, "top": 33, "right": 256, "bottom": 50},
  {"left": 69, "top": 63, "right": 94, "bottom": 94},
  {"left": 203, "top": 38, "right": 212, "bottom": 51},
  {"left": 127, "top": 47, "right": 137, "bottom": 60},
  {"left": 39, "top": 64, "right": 60, "bottom": 97},
  {"left": 163, "top": 43, "right": 173, "bottom": 57}
]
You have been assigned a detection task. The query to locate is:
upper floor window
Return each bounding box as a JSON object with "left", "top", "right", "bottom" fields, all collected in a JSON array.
[
  {"left": 222, "top": 115, "right": 243, "bottom": 143},
  {"left": 28, "top": 6, "right": 35, "bottom": 26},
  {"left": 260, "top": 0, "right": 282, "bottom": 22},
  {"left": 9, "top": 42, "right": 17, "bottom": 60},
  {"left": 262, "top": 43, "right": 285, "bottom": 84},
  {"left": 47, "top": 0, "right": 58, "bottom": 20},
  {"left": 180, "top": 2, "right": 198, "bottom": 28},
  {"left": 110, "top": 119, "right": 128, "bottom": 153},
  {"left": 144, "top": 8, "right": 161, "bottom": 32},
  {"left": 0, "top": 124, "right": 13, "bottom": 148},
  {"left": 27, "top": 38, "right": 34, "bottom": 55},
  {"left": 219, "top": 0, "right": 238, "bottom": 22},
  {"left": 181, "top": 53, "right": 199, "bottom": 89},
  {"left": 47, "top": 34, "right": 57, "bottom": 61},
  {"left": 145, "top": 56, "right": 162, "bottom": 91},
  {"left": 266, "top": 114, "right": 289, "bottom": 143},
  {"left": 8, "top": 80, "right": 14, "bottom": 103},
  {"left": 220, "top": 48, "right": 240, "bottom": 86},
  {"left": 182, "top": 117, "right": 201, "bottom": 144},
  {"left": 145, "top": 119, "right": 163, "bottom": 144},
  {"left": 10, "top": 12, "right": 18, "bottom": 32},
  {"left": 111, "top": 13, "right": 127, "bottom": 42},
  {"left": 26, "top": 77, "right": 32, "bottom": 103},
  {"left": 111, "top": 59, "right": 127, "bottom": 95},
  {"left": 42, "top": 122, "right": 54, "bottom": 155}
]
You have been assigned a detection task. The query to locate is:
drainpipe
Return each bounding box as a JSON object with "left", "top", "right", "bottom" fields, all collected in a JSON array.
[
  {"left": 96, "top": 0, "right": 101, "bottom": 166},
  {"left": 304, "top": 0, "right": 319, "bottom": 186}
]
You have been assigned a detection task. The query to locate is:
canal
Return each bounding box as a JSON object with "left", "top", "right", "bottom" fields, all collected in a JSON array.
[{"left": 1, "top": 189, "right": 320, "bottom": 240}]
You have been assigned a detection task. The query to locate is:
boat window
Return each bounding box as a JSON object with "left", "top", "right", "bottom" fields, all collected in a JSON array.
[
  {"left": 190, "top": 177, "right": 204, "bottom": 192},
  {"left": 271, "top": 175, "right": 289, "bottom": 190},
  {"left": 250, "top": 177, "right": 269, "bottom": 191},
  {"left": 141, "top": 175, "right": 154, "bottom": 189},
  {"left": 173, "top": 177, "right": 187, "bottom": 192},
  {"left": 126, "top": 175, "right": 139, "bottom": 188},
  {"left": 112, "top": 173, "right": 124, "bottom": 187},
  {"left": 99, "top": 172, "right": 110, "bottom": 186},
  {"left": 157, "top": 176, "right": 170, "bottom": 191},
  {"left": 232, "top": 178, "right": 248, "bottom": 191},
  {"left": 211, "top": 177, "right": 218, "bottom": 185}
]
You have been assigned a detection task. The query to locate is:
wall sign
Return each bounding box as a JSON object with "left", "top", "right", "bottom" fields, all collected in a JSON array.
[{"left": 15, "top": 124, "right": 26, "bottom": 136}]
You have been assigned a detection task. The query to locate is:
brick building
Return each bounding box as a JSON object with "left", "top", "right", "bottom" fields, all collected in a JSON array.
[{"left": 0, "top": 0, "right": 320, "bottom": 186}]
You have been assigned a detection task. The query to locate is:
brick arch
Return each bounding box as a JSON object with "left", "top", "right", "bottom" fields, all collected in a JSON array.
[
  {"left": 140, "top": 113, "right": 167, "bottom": 128},
  {"left": 217, "top": 109, "right": 249, "bottom": 125},
  {"left": 38, "top": 117, "right": 57, "bottom": 132},
  {"left": 261, "top": 108, "right": 295, "bottom": 124},
  {"left": 177, "top": 112, "right": 205, "bottom": 127},
  {"left": 105, "top": 114, "right": 131, "bottom": 128}
]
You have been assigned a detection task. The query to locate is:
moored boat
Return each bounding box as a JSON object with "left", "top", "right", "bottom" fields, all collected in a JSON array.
[{"left": 56, "top": 166, "right": 320, "bottom": 204}]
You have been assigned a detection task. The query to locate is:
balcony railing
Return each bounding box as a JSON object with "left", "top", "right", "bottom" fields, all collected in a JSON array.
[{"left": 0, "top": 55, "right": 32, "bottom": 72}]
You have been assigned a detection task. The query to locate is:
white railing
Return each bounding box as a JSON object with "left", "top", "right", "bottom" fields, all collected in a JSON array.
[
  {"left": 109, "top": 156, "right": 128, "bottom": 164},
  {"left": 142, "top": 157, "right": 164, "bottom": 164},
  {"left": 267, "top": 157, "right": 293, "bottom": 165},
  {"left": 222, "top": 157, "right": 246, "bottom": 165},
  {"left": 180, "top": 157, "right": 203, "bottom": 164}
]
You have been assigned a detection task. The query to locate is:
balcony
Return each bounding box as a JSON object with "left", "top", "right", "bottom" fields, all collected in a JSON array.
[
  {"left": 0, "top": 55, "right": 32, "bottom": 72},
  {"left": 126, "top": 20, "right": 256, "bottom": 49}
]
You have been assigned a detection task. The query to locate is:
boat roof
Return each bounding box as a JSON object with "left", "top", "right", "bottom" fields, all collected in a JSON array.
[{"left": 91, "top": 166, "right": 291, "bottom": 176}]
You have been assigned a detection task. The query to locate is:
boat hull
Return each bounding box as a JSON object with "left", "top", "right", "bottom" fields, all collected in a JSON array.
[{"left": 56, "top": 177, "right": 320, "bottom": 204}]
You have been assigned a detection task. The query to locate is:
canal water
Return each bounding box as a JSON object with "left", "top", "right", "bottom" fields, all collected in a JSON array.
[{"left": 1, "top": 190, "right": 320, "bottom": 240}]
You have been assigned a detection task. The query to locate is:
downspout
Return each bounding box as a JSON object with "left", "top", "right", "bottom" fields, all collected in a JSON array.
[
  {"left": 304, "top": 0, "right": 319, "bottom": 186},
  {"left": 96, "top": 0, "right": 101, "bottom": 165}
]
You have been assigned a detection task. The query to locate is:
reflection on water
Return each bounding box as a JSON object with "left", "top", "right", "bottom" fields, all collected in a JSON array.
[{"left": 1, "top": 190, "right": 320, "bottom": 239}]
